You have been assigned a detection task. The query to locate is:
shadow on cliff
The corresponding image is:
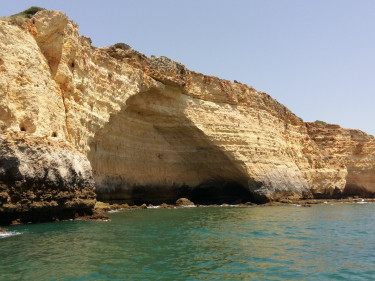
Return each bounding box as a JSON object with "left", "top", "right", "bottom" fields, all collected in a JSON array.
[
  {"left": 343, "top": 184, "right": 375, "bottom": 198},
  {"left": 87, "top": 85, "right": 266, "bottom": 205}
]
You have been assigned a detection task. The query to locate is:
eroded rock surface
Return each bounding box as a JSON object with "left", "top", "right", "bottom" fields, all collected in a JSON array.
[
  {"left": 0, "top": 9, "right": 374, "bottom": 222},
  {"left": 176, "top": 198, "right": 194, "bottom": 206},
  {"left": 307, "top": 123, "right": 375, "bottom": 197},
  {"left": 0, "top": 132, "right": 95, "bottom": 224}
]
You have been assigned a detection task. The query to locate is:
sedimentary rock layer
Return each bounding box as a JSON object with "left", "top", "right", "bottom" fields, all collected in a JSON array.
[
  {"left": 0, "top": 9, "right": 374, "bottom": 220},
  {"left": 307, "top": 123, "right": 375, "bottom": 197}
]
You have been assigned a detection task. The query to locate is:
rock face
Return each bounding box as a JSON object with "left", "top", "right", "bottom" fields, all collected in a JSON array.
[
  {"left": 0, "top": 12, "right": 96, "bottom": 224},
  {"left": 0, "top": 9, "right": 374, "bottom": 221},
  {"left": 307, "top": 123, "right": 375, "bottom": 197},
  {"left": 0, "top": 132, "right": 95, "bottom": 224}
]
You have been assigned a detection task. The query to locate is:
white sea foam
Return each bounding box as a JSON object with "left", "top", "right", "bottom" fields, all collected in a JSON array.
[
  {"left": 147, "top": 205, "right": 196, "bottom": 209},
  {"left": 0, "top": 231, "right": 21, "bottom": 239},
  {"left": 108, "top": 209, "right": 120, "bottom": 213},
  {"left": 147, "top": 205, "right": 159, "bottom": 209}
]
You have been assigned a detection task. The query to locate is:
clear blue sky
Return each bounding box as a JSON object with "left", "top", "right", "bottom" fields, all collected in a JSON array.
[{"left": 2, "top": 1, "right": 375, "bottom": 135}]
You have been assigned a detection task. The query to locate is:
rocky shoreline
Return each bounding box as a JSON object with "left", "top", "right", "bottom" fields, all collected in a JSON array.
[
  {"left": 90, "top": 197, "right": 375, "bottom": 219},
  {"left": 1, "top": 196, "right": 374, "bottom": 227}
]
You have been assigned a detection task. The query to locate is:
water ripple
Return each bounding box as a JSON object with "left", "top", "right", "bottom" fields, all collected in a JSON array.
[{"left": 1, "top": 204, "right": 375, "bottom": 280}]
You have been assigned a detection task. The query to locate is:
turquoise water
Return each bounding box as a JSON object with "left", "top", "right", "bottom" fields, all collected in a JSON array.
[{"left": 1, "top": 203, "right": 375, "bottom": 280}]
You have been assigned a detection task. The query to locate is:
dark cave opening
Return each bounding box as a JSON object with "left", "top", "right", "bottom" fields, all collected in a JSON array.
[
  {"left": 96, "top": 180, "right": 262, "bottom": 206},
  {"left": 343, "top": 184, "right": 375, "bottom": 198},
  {"left": 191, "top": 180, "right": 252, "bottom": 205}
]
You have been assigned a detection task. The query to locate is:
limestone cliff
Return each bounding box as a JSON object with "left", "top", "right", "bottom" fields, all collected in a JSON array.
[
  {"left": 307, "top": 123, "right": 375, "bottom": 197},
  {"left": 0, "top": 9, "right": 373, "bottom": 222}
]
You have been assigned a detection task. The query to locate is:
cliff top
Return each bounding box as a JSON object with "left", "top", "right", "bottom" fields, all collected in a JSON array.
[{"left": 3, "top": 7, "right": 307, "bottom": 127}]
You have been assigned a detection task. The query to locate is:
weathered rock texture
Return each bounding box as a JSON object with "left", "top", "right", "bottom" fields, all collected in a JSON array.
[
  {"left": 307, "top": 123, "right": 375, "bottom": 197},
  {"left": 0, "top": 9, "right": 374, "bottom": 221},
  {"left": 0, "top": 132, "right": 95, "bottom": 224}
]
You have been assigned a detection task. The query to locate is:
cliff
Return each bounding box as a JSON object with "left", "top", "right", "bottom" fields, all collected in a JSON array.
[
  {"left": 0, "top": 9, "right": 373, "bottom": 223},
  {"left": 307, "top": 123, "right": 375, "bottom": 197}
]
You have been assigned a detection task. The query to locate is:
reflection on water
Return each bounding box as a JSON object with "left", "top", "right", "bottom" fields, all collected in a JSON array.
[{"left": 1, "top": 203, "right": 375, "bottom": 280}]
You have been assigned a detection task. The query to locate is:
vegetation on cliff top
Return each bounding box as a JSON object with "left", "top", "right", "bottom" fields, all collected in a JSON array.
[
  {"left": 113, "top": 43, "right": 131, "bottom": 50},
  {"left": 11, "top": 6, "right": 45, "bottom": 18},
  {"left": 314, "top": 120, "right": 327, "bottom": 126}
]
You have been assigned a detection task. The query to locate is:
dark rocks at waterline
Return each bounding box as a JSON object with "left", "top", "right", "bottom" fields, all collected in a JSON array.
[{"left": 0, "top": 134, "right": 96, "bottom": 225}]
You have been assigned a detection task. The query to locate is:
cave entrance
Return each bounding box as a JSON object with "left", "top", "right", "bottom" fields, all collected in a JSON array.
[
  {"left": 191, "top": 180, "right": 252, "bottom": 205},
  {"left": 89, "top": 85, "right": 253, "bottom": 205}
]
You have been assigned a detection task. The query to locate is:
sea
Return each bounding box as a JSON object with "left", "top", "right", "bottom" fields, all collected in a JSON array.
[{"left": 1, "top": 202, "right": 375, "bottom": 280}]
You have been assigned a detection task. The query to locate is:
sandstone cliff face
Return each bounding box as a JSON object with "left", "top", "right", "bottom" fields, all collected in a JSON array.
[
  {"left": 307, "top": 123, "right": 375, "bottom": 197},
  {"left": 0, "top": 13, "right": 95, "bottom": 223},
  {"left": 0, "top": 10, "right": 373, "bottom": 218}
]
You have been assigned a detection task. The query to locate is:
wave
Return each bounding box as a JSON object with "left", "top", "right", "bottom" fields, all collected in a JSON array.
[
  {"left": 0, "top": 231, "right": 22, "bottom": 239},
  {"left": 108, "top": 209, "right": 120, "bottom": 213}
]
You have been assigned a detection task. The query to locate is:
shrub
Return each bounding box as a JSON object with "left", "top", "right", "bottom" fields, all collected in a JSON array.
[
  {"left": 11, "top": 6, "right": 45, "bottom": 18},
  {"left": 113, "top": 43, "right": 131, "bottom": 50},
  {"left": 314, "top": 120, "right": 327, "bottom": 126}
]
